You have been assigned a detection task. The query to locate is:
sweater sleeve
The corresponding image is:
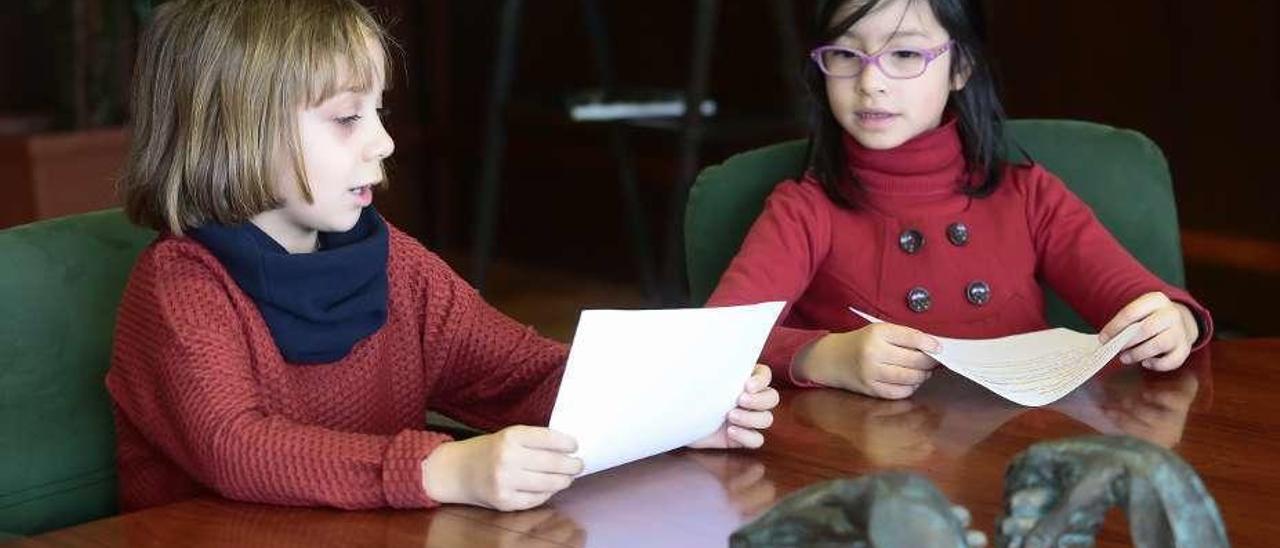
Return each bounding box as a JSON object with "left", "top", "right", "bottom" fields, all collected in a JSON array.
[
  {"left": 420, "top": 250, "right": 569, "bottom": 432},
  {"left": 1025, "top": 167, "right": 1213, "bottom": 349},
  {"left": 107, "top": 248, "right": 448, "bottom": 510},
  {"left": 705, "top": 181, "right": 832, "bottom": 385}
]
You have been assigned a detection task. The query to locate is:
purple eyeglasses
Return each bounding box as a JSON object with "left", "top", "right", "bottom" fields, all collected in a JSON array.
[{"left": 810, "top": 41, "right": 954, "bottom": 79}]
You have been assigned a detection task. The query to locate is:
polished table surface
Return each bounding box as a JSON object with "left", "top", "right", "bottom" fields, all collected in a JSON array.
[{"left": 13, "top": 338, "right": 1280, "bottom": 547}]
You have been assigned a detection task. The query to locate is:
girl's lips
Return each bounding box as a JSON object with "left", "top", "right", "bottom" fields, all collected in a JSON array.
[
  {"left": 350, "top": 185, "right": 373, "bottom": 206},
  {"left": 855, "top": 110, "right": 898, "bottom": 129},
  {"left": 856, "top": 110, "right": 897, "bottom": 119}
]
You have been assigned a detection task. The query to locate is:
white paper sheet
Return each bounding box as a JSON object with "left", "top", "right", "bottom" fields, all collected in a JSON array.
[
  {"left": 549, "top": 302, "right": 785, "bottom": 476},
  {"left": 850, "top": 307, "right": 1141, "bottom": 407}
]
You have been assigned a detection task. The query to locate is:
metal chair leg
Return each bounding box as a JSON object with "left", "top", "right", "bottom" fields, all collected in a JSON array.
[
  {"left": 471, "top": 0, "right": 524, "bottom": 292},
  {"left": 424, "top": 0, "right": 456, "bottom": 248},
  {"left": 581, "top": 0, "right": 660, "bottom": 301},
  {"left": 662, "top": 0, "right": 720, "bottom": 305},
  {"left": 769, "top": 0, "right": 808, "bottom": 124}
]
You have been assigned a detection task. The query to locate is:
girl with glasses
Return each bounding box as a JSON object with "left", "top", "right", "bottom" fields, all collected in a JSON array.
[{"left": 707, "top": 0, "right": 1212, "bottom": 399}]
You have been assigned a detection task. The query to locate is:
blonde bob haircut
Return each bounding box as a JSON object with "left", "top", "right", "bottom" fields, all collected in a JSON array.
[{"left": 121, "top": 0, "right": 391, "bottom": 234}]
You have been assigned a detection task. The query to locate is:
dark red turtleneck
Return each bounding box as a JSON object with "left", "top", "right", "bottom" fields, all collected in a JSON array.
[{"left": 707, "top": 118, "right": 1212, "bottom": 385}]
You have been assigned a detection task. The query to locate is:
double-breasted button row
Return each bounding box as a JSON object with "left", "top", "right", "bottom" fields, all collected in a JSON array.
[
  {"left": 898, "top": 221, "right": 986, "bottom": 312},
  {"left": 897, "top": 222, "right": 970, "bottom": 254},
  {"left": 903, "top": 281, "right": 991, "bottom": 313}
]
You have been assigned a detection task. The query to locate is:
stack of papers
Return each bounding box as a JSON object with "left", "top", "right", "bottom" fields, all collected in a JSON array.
[{"left": 851, "top": 307, "right": 1142, "bottom": 406}]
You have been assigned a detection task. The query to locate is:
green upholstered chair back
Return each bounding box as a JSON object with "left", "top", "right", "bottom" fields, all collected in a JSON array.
[
  {"left": 0, "top": 209, "right": 155, "bottom": 535},
  {"left": 685, "top": 119, "right": 1185, "bottom": 331}
]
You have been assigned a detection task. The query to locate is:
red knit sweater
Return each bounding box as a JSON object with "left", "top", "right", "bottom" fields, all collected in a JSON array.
[
  {"left": 106, "top": 224, "right": 568, "bottom": 512},
  {"left": 708, "top": 119, "right": 1212, "bottom": 385}
]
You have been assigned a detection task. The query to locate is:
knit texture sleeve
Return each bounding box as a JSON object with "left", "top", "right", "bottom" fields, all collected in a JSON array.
[
  {"left": 705, "top": 181, "right": 832, "bottom": 386},
  {"left": 415, "top": 249, "right": 569, "bottom": 431},
  {"left": 107, "top": 244, "right": 449, "bottom": 510},
  {"left": 1023, "top": 167, "right": 1214, "bottom": 349}
]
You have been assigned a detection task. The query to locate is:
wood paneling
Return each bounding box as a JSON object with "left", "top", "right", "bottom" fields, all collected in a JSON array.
[
  {"left": 984, "top": 0, "right": 1280, "bottom": 333},
  {"left": 0, "top": 129, "right": 127, "bottom": 229}
]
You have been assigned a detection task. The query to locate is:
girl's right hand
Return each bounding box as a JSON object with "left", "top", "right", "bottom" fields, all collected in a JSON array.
[
  {"left": 795, "top": 323, "right": 941, "bottom": 399},
  {"left": 422, "top": 425, "right": 583, "bottom": 511}
]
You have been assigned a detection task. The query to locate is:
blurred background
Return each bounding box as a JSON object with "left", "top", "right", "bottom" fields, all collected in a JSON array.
[{"left": 2, "top": 0, "right": 1276, "bottom": 340}]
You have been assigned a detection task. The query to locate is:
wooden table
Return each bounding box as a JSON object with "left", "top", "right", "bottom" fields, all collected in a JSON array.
[{"left": 13, "top": 339, "right": 1279, "bottom": 547}]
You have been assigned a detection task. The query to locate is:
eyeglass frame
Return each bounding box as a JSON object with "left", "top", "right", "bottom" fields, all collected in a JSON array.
[{"left": 809, "top": 41, "right": 955, "bottom": 80}]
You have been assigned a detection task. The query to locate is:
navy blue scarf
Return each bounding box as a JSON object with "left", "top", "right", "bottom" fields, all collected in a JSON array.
[{"left": 190, "top": 208, "right": 389, "bottom": 364}]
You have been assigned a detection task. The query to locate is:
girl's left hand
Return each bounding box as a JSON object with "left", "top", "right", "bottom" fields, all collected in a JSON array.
[
  {"left": 688, "top": 364, "right": 779, "bottom": 449},
  {"left": 1099, "top": 292, "right": 1200, "bottom": 371}
]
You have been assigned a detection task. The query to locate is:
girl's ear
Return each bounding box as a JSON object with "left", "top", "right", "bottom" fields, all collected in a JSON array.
[{"left": 951, "top": 54, "right": 972, "bottom": 92}]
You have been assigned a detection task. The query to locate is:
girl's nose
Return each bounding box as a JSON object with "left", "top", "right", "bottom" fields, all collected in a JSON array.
[
  {"left": 856, "top": 61, "right": 889, "bottom": 96},
  {"left": 367, "top": 122, "right": 395, "bottom": 161}
]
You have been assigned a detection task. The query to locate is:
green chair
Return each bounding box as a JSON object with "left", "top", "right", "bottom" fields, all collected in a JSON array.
[
  {"left": 685, "top": 119, "right": 1186, "bottom": 331},
  {"left": 0, "top": 209, "right": 155, "bottom": 535}
]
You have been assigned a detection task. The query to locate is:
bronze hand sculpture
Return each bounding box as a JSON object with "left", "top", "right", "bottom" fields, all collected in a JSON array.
[
  {"left": 730, "top": 471, "right": 985, "bottom": 547},
  {"left": 732, "top": 435, "right": 1228, "bottom": 548}
]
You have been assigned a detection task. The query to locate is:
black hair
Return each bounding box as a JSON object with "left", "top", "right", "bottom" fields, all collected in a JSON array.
[{"left": 804, "top": 0, "right": 1005, "bottom": 209}]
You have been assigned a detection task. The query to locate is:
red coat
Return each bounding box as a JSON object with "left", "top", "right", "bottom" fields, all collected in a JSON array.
[
  {"left": 707, "top": 119, "right": 1212, "bottom": 385},
  {"left": 107, "top": 224, "right": 568, "bottom": 511}
]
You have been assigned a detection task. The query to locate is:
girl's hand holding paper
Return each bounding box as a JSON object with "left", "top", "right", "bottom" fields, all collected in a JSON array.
[{"left": 687, "top": 364, "right": 780, "bottom": 449}]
